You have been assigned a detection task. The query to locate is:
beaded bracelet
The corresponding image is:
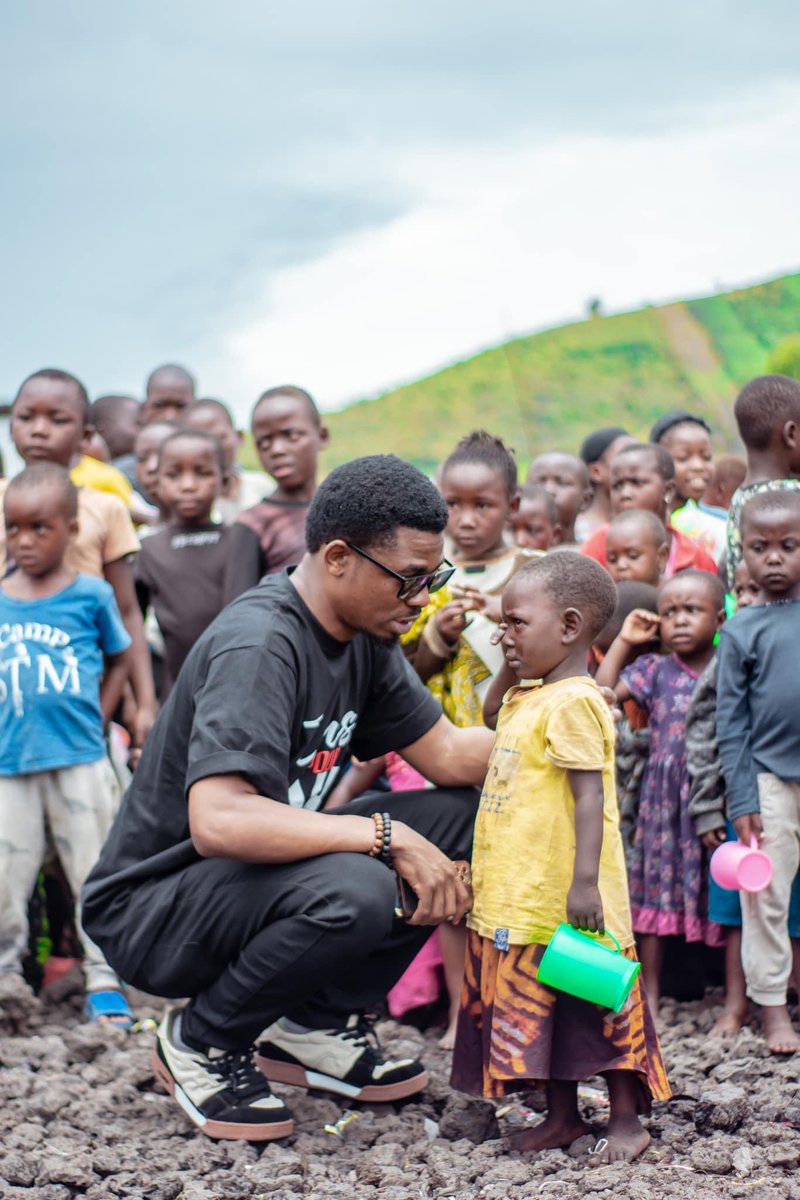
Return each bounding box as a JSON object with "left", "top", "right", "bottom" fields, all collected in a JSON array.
[
  {"left": 367, "top": 811, "right": 393, "bottom": 864},
  {"left": 379, "top": 812, "right": 392, "bottom": 864},
  {"left": 368, "top": 812, "right": 385, "bottom": 858}
]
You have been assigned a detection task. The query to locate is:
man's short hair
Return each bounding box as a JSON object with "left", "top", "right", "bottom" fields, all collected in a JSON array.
[
  {"left": 14, "top": 368, "right": 90, "bottom": 423},
  {"left": 513, "top": 551, "right": 617, "bottom": 638},
  {"left": 306, "top": 455, "right": 449, "bottom": 552},
  {"left": 613, "top": 442, "right": 676, "bottom": 481},
  {"left": 442, "top": 430, "right": 517, "bottom": 498},
  {"left": 607, "top": 509, "right": 669, "bottom": 546},
  {"left": 5, "top": 462, "right": 78, "bottom": 519},
  {"left": 254, "top": 385, "right": 321, "bottom": 428},
  {"left": 157, "top": 429, "right": 226, "bottom": 476},
  {"left": 741, "top": 486, "right": 800, "bottom": 530},
  {"left": 734, "top": 375, "right": 800, "bottom": 451}
]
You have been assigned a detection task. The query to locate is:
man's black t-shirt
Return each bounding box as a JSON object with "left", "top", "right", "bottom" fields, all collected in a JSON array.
[{"left": 84, "top": 572, "right": 441, "bottom": 970}]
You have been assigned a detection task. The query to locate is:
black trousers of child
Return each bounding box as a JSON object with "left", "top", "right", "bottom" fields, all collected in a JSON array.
[{"left": 117, "top": 787, "right": 479, "bottom": 1051}]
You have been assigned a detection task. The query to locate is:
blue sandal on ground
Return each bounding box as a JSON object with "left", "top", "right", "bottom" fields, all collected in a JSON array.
[{"left": 84, "top": 989, "right": 135, "bottom": 1029}]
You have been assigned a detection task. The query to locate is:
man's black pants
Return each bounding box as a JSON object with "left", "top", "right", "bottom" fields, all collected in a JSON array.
[{"left": 114, "top": 788, "right": 478, "bottom": 1051}]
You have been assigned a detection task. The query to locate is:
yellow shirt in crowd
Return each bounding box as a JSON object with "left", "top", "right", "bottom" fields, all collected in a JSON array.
[
  {"left": 71, "top": 455, "right": 133, "bottom": 508},
  {"left": 468, "top": 675, "right": 633, "bottom": 950}
]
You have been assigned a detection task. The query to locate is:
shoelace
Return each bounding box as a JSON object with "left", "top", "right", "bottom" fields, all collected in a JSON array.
[
  {"left": 337, "top": 1013, "right": 384, "bottom": 1063},
  {"left": 210, "top": 1047, "right": 272, "bottom": 1100}
]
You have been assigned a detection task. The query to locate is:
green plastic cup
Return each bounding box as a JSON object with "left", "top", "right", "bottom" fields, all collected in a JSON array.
[{"left": 537, "top": 924, "right": 640, "bottom": 1012}]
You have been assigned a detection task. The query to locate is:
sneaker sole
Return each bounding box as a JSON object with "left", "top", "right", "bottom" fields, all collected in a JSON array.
[
  {"left": 254, "top": 1053, "right": 428, "bottom": 1102},
  {"left": 152, "top": 1048, "right": 295, "bottom": 1141}
]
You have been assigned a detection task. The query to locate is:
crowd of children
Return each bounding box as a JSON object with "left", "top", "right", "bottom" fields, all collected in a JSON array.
[{"left": 2, "top": 361, "right": 800, "bottom": 1160}]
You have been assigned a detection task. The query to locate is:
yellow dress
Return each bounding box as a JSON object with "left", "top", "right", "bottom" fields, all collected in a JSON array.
[{"left": 468, "top": 675, "right": 633, "bottom": 950}]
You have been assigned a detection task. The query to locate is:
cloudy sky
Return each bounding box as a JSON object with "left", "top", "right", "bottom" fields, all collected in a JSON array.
[{"left": 2, "top": 2, "right": 800, "bottom": 420}]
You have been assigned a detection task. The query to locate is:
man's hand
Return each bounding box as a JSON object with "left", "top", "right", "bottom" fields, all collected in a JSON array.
[
  {"left": 391, "top": 821, "right": 471, "bottom": 926},
  {"left": 733, "top": 812, "right": 763, "bottom": 846},
  {"left": 701, "top": 826, "right": 727, "bottom": 852},
  {"left": 566, "top": 881, "right": 605, "bottom": 934}
]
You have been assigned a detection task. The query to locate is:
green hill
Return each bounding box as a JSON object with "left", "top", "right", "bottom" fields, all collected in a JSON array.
[{"left": 313, "top": 272, "right": 800, "bottom": 473}]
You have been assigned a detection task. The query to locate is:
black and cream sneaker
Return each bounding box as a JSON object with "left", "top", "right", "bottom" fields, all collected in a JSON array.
[
  {"left": 152, "top": 1007, "right": 294, "bottom": 1141},
  {"left": 255, "top": 1013, "right": 428, "bottom": 1102}
]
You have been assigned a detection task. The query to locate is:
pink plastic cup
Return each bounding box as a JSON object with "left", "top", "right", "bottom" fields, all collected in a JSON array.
[{"left": 710, "top": 837, "right": 773, "bottom": 893}]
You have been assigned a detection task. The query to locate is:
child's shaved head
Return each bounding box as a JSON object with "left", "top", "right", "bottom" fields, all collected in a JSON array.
[
  {"left": 14, "top": 368, "right": 90, "bottom": 423},
  {"left": 735, "top": 375, "right": 800, "bottom": 451},
  {"left": 5, "top": 461, "right": 78, "bottom": 518},
  {"left": 514, "top": 551, "right": 617, "bottom": 639}
]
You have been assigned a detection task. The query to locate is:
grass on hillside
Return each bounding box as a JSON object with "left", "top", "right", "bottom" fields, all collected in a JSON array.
[{"left": 241, "top": 272, "right": 800, "bottom": 474}]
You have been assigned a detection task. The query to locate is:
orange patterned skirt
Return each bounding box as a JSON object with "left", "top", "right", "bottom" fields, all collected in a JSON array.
[{"left": 451, "top": 931, "right": 670, "bottom": 1106}]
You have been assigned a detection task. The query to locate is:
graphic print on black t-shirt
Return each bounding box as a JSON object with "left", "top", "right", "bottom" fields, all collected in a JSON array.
[{"left": 289, "top": 707, "right": 358, "bottom": 808}]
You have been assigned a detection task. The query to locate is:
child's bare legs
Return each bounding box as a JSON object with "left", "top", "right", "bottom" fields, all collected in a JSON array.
[
  {"left": 590, "top": 1070, "right": 650, "bottom": 1164},
  {"left": 511, "top": 1080, "right": 590, "bottom": 1152},
  {"left": 639, "top": 935, "right": 663, "bottom": 1022},
  {"left": 438, "top": 921, "right": 467, "bottom": 1050},
  {"left": 711, "top": 927, "right": 748, "bottom": 1036}
]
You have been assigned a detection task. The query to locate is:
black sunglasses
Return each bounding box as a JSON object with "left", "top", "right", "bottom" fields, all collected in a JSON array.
[{"left": 346, "top": 543, "right": 456, "bottom": 601}]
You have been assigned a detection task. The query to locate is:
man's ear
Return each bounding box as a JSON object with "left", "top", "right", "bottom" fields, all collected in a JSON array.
[
  {"left": 508, "top": 490, "right": 521, "bottom": 516},
  {"left": 561, "top": 606, "right": 585, "bottom": 644},
  {"left": 782, "top": 419, "right": 797, "bottom": 450},
  {"left": 318, "top": 424, "right": 331, "bottom": 450},
  {"left": 322, "top": 538, "right": 352, "bottom": 579},
  {"left": 663, "top": 479, "right": 676, "bottom": 507},
  {"left": 588, "top": 462, "right": 604, "bottom": 486},
  {"left": 80, "top": 423, "right": 94, "bottom": 454},
  {"left": 715, "top": 605, "right": 726, "bottom": 631}
]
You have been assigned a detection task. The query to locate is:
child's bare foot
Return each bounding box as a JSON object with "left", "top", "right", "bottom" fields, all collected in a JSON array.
[
  {"left": 761, "top": 1004, "right": 800, "bottom": 1055},
  {"left": 509, "top": 1114, "right": 591, "bottom": 1153},
  {"left": 710, "top": 1005, "right": 747, "bottom": 1037},
  {"left": 589, "top": 1116, "right": 650, "bottom": 1164},
  {"left": 438, "top": 1019, "right": 457, "bottom": 1051}
]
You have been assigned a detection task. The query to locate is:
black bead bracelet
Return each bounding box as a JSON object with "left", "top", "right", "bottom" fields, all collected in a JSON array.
[{"left": 379, "top": 811, "right": 392, "bottom": 864}]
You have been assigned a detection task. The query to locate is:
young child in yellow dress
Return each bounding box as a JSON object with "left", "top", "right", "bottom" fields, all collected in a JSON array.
[{"left": 452, "top": 552, "right": 670, "bottom": 1163}]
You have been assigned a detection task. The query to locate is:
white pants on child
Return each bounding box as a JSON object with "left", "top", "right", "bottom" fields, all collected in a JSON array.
[
  {"left": 0, "top": 758, "right": 122, "bottom": 993},
  {"left": 741, "top": 773, "right": 800, "bottom": 1006}
]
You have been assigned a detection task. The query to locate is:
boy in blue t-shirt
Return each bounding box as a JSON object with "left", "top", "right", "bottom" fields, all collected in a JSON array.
[{"left": 0, "top": 463, "right": 133, "bottom": 1024}]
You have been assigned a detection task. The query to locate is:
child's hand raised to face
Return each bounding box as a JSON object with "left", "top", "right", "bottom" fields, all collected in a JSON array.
[
  {"left": 619, "top": 608, "right": 660, "bottom": 646},
  {"left": 434, "top": 598, "right": 478, "bottom": 646},
  {"left": 451, "top": 584, "right": 502, "bottom": 624}
]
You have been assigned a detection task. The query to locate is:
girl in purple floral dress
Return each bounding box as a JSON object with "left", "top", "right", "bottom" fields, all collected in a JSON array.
[{"left": 596, "top": 570, "right": 726, "bottom": 1015}]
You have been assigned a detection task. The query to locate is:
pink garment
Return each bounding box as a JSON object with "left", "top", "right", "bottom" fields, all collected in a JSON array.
[
  {"left": 387, "top": 929, "right": 444, "bottom": 1017},
  {"left": 385, "top": 751, "right": 445, "bottom": 1017},
  {"left": 385, "top": 752, "right": 427, "bottom": 792}
]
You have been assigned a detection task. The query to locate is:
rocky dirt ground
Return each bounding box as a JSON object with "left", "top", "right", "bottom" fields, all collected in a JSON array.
[{"left": 3, "top": 971, "right": 800, "bottom": 1200}]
